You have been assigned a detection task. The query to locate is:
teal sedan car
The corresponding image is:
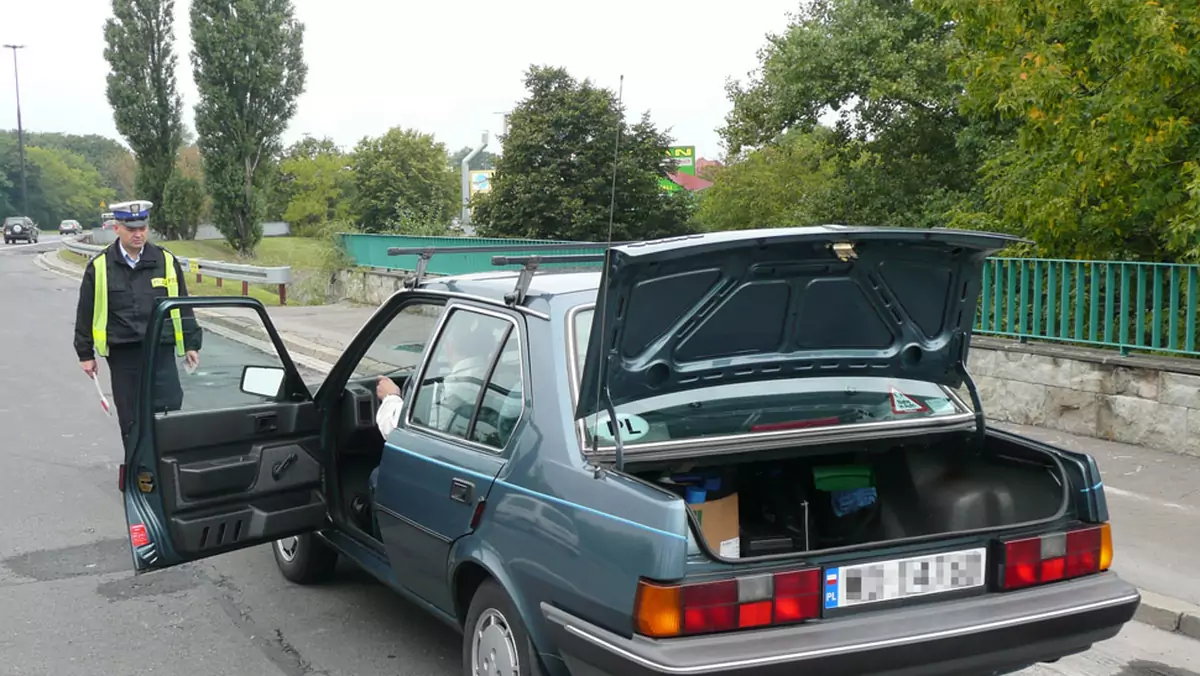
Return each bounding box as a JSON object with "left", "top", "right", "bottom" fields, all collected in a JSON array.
[{"left": 117, "top": 227, "right": 1139, "bottom": 675}]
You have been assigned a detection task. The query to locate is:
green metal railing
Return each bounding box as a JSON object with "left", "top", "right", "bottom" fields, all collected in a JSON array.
[
  {"left": 975, "top": 258, "right": 1200, "bottom": 357},
  {"left": 339, "top": 233, "right": 606, "bottom": 275},
  {"left": 340, "top": 235, "right": 1200, "bottom": 358}
]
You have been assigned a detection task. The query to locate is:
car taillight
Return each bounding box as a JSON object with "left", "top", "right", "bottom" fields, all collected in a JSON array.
[
  {"left": 634, "top": 568, "right": 821, "bottom": 638},
  {"left": 1000, "top": 523, "right": 1112, "bottom": 590}
]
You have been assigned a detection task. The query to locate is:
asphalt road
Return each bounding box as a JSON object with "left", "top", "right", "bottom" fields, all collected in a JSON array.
[{"left": 1, "top": 243, "right": 1197, "bottom": 676}]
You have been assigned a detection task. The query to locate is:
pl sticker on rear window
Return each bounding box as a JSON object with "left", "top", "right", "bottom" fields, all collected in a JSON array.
[{"left": 595, "top": 413, "right": 650, "bottom": 443}]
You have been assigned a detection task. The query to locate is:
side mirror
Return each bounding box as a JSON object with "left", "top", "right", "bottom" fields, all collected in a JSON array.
[{"left": 240, "top": 365, "right": 285, "bottom": 399}]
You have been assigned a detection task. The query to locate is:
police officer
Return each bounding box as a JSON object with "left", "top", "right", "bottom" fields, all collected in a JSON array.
[{"left": 73, "top": 200, "right": 203, "bottom": 447}]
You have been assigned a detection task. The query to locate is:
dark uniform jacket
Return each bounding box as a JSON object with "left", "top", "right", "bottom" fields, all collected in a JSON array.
[{"left": 73, "top": 240, "right": 204, "bottom": 361}]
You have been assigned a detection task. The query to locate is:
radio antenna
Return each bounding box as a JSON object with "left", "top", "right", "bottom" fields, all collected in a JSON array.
[
  {"left": 605, "top": 75, "right": 623, "bottom": 246},
  {"left": 592, "top": 74, "right": 625, "bottom": 472}
]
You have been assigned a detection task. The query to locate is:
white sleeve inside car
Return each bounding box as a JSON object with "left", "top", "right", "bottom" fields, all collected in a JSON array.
[{"left": 376, "top": 394, "right": 404, "bottom": 437}]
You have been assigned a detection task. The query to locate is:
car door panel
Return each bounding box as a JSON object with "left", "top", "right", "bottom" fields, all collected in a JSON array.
[
  {"left": 375, "top": 435, "right": 505, "bottom": 611},
  {"left": 125, "top": 297, "right": 327, "bottom": 573},
  {"left": 371, "top": 303, "right": 525, "bottom": 612}
]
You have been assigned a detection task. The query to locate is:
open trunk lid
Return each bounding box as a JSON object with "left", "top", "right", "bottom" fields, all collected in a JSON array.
[{"left": 574, "top": 226, "right": 1021, "bottom": 421}]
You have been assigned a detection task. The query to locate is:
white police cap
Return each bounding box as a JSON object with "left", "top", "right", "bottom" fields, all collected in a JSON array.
[{"left": 110, "top": 200, "right": 154, "bottom": 227}]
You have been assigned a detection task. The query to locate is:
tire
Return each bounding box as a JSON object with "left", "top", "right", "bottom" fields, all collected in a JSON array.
[
  {"left": 272, "top": 533, "right": 338, "bottom": 584},
  {"left": 462, "top": 579, "right": 545, "bottom": 676}
]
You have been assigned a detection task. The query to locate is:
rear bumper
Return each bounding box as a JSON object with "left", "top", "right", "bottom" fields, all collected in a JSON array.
[{"left": 542, "top": 572, "right": 1139, "bottom": 676}]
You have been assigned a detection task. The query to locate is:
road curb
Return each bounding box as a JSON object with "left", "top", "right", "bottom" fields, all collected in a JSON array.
[
  {"left": 1135, "top": 589, "right": 1200, "bottom": 640},
  {"left": 36, "top": 248, "right": 86, "bottom": 278},
  {"left": 197, "top": 310, "right": 344, "bottom": 369}
]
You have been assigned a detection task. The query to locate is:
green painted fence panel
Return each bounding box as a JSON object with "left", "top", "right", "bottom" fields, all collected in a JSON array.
[{"left": 977, "top": 258, "right": 1200, "bottom": 358}]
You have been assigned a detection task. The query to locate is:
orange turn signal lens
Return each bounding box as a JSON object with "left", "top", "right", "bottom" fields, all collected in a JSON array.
[
  {"left": 1099, "top": 522, "right": 1113, "bottom": 571},
  {"left": 635, "top": 581, "right": 682, "bottom": 638}
]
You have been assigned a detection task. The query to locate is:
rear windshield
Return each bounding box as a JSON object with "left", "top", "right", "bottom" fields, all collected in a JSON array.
[{"left": 571, "top": 307, "right": 968, "bottom": 448}]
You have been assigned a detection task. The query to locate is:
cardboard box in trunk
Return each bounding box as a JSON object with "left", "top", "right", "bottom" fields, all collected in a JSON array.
[{"left": 691, "top": 492, "right": 740, "bottom": 559}]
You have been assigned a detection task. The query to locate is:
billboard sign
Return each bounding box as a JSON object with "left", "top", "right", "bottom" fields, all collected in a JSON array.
[
  {"left": 660, "top": 145, "right": 696, "bottom": 192},
  {"left": 469, "top": 170, "right": 495, "bottom": 197}
]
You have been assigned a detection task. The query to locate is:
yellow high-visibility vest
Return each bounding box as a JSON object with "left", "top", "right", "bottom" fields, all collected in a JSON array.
[{"left": 92, "top": 250, "right": 185, "bottom": 358}]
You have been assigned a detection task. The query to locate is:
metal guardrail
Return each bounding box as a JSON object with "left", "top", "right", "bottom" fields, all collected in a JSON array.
[{"left": 61, "top": 236, "right": 295, "bottom": 305}]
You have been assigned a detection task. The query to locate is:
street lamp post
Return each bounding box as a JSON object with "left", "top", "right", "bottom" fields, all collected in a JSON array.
[{"left": 3, "top": 44, "right": 28, "bottom": 216}]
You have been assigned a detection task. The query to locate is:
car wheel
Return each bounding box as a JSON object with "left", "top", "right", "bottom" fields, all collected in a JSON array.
[
  {"left": 272, "top": 533, "right": 338, "bottom": 584},
  {"left": 462, "top": 579, "right": 545, "bottom": 676}
]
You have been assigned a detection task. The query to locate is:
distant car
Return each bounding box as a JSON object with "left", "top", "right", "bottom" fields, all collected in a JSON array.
[
  {"left": 119, "top": 227, "right": 1140, "bottom": 676},
  {"left": 3, "top": 216, "right": 38, "bottom": 244},
  {"left": 59, "top": 219, "right": 83, "bottom": 235}
]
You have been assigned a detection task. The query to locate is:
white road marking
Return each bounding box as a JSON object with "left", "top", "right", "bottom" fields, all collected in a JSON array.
[{"left": 1104, "top": 485, "right": 1199, "bottom": 515}]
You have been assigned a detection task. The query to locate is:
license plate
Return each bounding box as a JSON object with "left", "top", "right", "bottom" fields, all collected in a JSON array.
[{"left": 823, "top": 547, "right": 987, "bottom": 610}]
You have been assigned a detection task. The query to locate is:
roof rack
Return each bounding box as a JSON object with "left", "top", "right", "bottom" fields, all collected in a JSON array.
[{"left": 387, "top": 241, "right": 632, "bottom": 306}]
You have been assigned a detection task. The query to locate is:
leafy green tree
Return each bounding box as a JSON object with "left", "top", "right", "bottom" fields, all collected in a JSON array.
[
  {"left": 695, "top": 128, "right": 849, "bottom": 231},
  {"left": 921, "top": 0, "right": 1200, "bottom": 261},
  {"left": 279, "top": 146, "right": 355, "bottom": 235},
  {"left": 24, "top": 132, "right": 135, "bottom": 199},
  {"left": 103, "top": 0, "right": 185, "bottom": 219},
  {"left": 190, "top": 0, "right": 307, "bottom": 254},
  {"left": 0, "top": 133, "right": 25, "bottom": 217},
  {"left": 160, "top": 173, "right": 206, "bottom": 239},
  {"left": 350, "top": 127, "right": 457, "bottom": 233},
  {"left": 721, "top": 0, "right": 975, "bottom": 229},
  {"left": 26, "top": 146, "right": 116, "bottom": 227},
  {"left": 474, "top": 66, "right": 694, "bottom": 241}
]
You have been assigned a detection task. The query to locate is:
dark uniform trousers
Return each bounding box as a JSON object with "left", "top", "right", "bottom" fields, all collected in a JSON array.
[{"left": 107, "top": 342, "right": 185, "bottom": 447}]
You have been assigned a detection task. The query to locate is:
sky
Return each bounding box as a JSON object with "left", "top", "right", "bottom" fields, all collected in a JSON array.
[{"left": 1, "top": 0, "right": 802, "bottom": 162}]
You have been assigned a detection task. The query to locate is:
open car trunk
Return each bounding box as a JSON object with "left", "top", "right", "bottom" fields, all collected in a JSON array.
[{"left": 630, "top": 430, "right": 1069, "bottom": 561}]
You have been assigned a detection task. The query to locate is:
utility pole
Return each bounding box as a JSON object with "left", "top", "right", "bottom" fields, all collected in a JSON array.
[{"left": 3, "top": 44, "right": 28, "bottom": 216}]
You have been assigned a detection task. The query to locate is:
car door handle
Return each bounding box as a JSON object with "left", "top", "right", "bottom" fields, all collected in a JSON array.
[
  {"left": 449, "top": 478, "right": 474, "bottom": 504},
  {"left": 253, "top": 412, "right": 278, "bottom": 434}
]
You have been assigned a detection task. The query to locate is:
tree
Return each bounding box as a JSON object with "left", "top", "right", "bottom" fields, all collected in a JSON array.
[
  {"left": 160, "top": 173, "right": 206, "bottom": 239},
  {"left": 25, "top": 131, "right": 136, "bottom": 199},
  {"left": 921, "top": 0, "right": 1200, "bottom": 261},
  {"left": 474, "top": 66, "right": 694, "bottom": 242},
  {"left": 350, "top": 127, "right": 457, "bottom": 233},
  {"left": 695, "top": 128, "right": 849, "bottom": 231},
  {"left": 721, "top": 0, "right": 977, "bottom": 229},
  {"left": 190, "top": 0, "right": 307, "bottom": 254},
  {"left": 103, "top": 0, "right": 185, "bottom": 219},
  {"left": 25, "top": 146, "right": 116, "bottom": 227},
  {"left": 279, "top": 143, "right": 354, "bottom": 234}
]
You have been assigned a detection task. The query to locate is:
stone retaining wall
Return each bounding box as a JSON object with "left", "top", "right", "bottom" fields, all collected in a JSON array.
[{"left": 967, "top": 338, "right": 1199, "bottom": 457}]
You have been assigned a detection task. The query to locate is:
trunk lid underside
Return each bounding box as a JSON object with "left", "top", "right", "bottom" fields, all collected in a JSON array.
[{"left": 574, "top": 226, "right": 1021, "bottom": 421}]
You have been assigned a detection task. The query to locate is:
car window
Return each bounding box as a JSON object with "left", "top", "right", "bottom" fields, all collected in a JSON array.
[
  {"left": 350, "top": 302, "right": 446, "bottom": 379},
  {"left": 409, "top": 308, "right": 522, "bottom": 449},
  {"left": 571, "top": 306, "right": 968, "bottom": 449},
  {"left": 159, "top": 307, "right": 294, "bottom": 415},
  {"left": 468, "top": 331, "right": 523, "bottom": 449}
]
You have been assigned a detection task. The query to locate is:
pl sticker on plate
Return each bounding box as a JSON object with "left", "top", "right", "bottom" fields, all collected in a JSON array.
[{"left": 594, "top": 413, "right": 650, "bottom": 443}]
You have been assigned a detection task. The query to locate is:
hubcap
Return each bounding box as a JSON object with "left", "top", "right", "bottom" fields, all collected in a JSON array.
[
  {"left": 471, "top": 608, "right": 520, "bottom": 676},
  {"left": 276, "top": 536, "right": 299, "bottom": 562}
]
